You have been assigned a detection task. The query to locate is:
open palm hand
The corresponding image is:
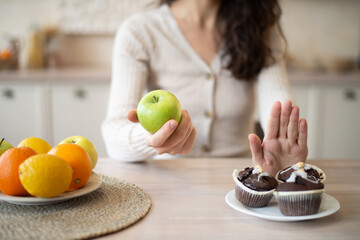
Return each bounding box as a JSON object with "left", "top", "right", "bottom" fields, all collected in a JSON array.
[{"left": 249, "top": 100, "right": 308, "bottom": 176}]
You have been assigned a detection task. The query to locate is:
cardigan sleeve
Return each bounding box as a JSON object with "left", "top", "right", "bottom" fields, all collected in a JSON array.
[{"left": 101, "top": 19, "right": 156, "bottom": 162}]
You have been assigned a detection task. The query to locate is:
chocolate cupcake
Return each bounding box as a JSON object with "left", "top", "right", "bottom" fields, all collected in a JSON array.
[
  {"left": 276, "top": 162, "right": 326, "bottom": 183},
  {"left": 232, "top": 165, "right": 278, "bottom": 208},
  {"left": 274, "top": 166, "right": 325, "bottom": 216}
]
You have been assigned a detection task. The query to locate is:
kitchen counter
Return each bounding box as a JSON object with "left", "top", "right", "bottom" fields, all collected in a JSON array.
[
  {"left": 0, "top": 67, "right": 111, "bottom": 82},
  {"left": 94, "top": 157, "right": 360, "bottom": 240},
  {"left": 0, "top": 67, "right": 359, "bottom": 85},
  {"left": 287, "top": 69, "right": 360, "bottom": 85}
]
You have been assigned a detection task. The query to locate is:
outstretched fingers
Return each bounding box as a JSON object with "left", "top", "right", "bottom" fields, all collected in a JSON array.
[
  {"left": 248, "top": 134, "right": 264, "bottom": 166},
  {"left": 287, "top": 106, "right": 299, "bottom": 144},
  {"left": 265, "top": 101, "right": 281, "bottom": 139},
  {"left": 279, "top": 100, "right": 292, "bottom": 138},
  {"left": 297, "top": 118, "right": 308, "bottom": 149}
]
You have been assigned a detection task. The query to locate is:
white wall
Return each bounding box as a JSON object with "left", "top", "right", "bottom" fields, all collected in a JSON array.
[
  {"left": 0, "top": 0, "right": 359, "bottom": 70},
  {"left": 280, "top": 0, "right": 360, "bottom": 71},
  {"left": 0, "top": 0, "right": 60, "bottom": 36}
]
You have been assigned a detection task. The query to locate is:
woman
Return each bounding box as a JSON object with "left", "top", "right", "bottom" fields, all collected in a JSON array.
[{"left": 102, "top": 0, "right": 308, "bottom": 176}]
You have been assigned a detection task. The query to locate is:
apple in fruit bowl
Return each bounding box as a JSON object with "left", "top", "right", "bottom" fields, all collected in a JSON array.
[
  {"left": 59, "top": 136, "right": 98, "bottom": 169},
  {"left": 137, "top": 90, "right": 182, "bottom": 134},
  {"left": 0, "top": 138, "right": 13, "bottom": 156}
]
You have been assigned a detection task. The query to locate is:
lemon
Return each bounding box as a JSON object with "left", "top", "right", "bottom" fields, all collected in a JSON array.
[
  {"left": 17, "top": 137, "right": 52, "bottom": 154},
  {"left": 19, "top": 154, "right": 73, "bottom": 198}
]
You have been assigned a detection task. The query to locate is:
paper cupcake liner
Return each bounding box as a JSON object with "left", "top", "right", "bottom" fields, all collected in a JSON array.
[
  {"left": 275, "top": 163, "right": 326, "bottom": 183},
  {"left": 232, "top": 169, "right": 275, "bottom": 208},
  {"left": 274, "top": 189, "right": 324, "bottom": 216}
]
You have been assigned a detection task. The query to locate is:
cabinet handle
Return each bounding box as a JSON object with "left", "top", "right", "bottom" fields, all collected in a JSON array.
[
  {"left": 2, "top": 89, "right": 14, "bottom": 99},
  {"left": 344, "top": 89, "right": 356, "bottom": 101},
  {"left": 74, "top": 89, "right": 86, "bottom": 99}
]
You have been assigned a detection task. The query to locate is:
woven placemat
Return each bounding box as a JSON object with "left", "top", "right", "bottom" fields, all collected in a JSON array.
[{"left": 0, "top": 175, "right": 152, "bottom": 240}]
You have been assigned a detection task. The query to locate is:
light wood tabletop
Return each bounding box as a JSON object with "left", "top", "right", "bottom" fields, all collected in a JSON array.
[{"left": 94, "top": 158, "right": 360, "bottom": 240}]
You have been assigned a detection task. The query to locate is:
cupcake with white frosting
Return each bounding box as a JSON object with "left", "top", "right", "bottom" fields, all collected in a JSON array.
[
  {"left": 276, "top": 162, "right": 326, "bottom": 183},
  {"left": 274, "top": 162, "right": 325, "bottom": 216},
  {"left": 232, "top": 165, "right": 278, "bottom": 208}
]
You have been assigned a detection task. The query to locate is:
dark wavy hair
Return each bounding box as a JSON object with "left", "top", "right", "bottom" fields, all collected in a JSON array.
[{"left": 160, "top": 0, "right": 285, "bottom": 81}]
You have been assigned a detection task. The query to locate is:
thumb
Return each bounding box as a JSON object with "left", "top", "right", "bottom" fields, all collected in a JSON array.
[
  {"left": 248, "top": 134, "right": 264, "bottom": 166},
  {"left": 146, "top": 120, "right": 178, "bottom": 147},
  {"left": 126, "top": 109, "right": 139, "bottom": 123}
]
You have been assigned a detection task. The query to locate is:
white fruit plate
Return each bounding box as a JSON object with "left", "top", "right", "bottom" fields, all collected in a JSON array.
[
  {"left": 225, "top": 190, "right": 340, "bottom": 222},
  {"left": 0, "top": 172, "right": 102, "bottom": 205}
]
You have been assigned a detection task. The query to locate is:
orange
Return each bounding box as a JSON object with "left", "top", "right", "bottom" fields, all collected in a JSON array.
[
  {"left": 48, "top": 143, "right": 92, "bottom": 191},
  {"left": 0, "top": 50, "right": 11, "bottom": 60},
  {"left": 0, "top": 147, "right": 37, "bottom": 196}
]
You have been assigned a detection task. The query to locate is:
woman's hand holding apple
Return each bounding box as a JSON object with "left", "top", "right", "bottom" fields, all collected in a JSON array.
[{"left": 127, "top": 109, "right": 196, "bottom": 155}]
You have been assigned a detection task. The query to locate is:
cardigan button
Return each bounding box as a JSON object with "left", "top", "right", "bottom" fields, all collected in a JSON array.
[
  {"left": 205, "top": 73, "right": 213, "bottom": 80},
  {"left": 201, "top": 145, "right": 211, "bottom": 153},
  {"left": 204, "top": 110, "right": 212, "bottom": 118}
]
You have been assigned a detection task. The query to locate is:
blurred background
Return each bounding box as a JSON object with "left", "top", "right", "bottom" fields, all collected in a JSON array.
[{"left": 0, "top": 0, "right": 359, "bottom": 159}]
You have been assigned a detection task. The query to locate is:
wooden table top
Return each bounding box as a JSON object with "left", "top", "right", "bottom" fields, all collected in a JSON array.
[{"left": 94, "top": 158, "right": 360, "bottom": 240}]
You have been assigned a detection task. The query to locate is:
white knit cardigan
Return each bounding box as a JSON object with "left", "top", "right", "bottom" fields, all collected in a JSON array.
[{"left": 101, "top": 5, "right": 293, "bottom": 161}]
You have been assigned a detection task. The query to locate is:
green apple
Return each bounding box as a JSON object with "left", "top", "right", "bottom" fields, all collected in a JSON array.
[
  {"left": 137, "top": 90, "right": 182, "bottom": 134},
  {"left": 59, "top": 136, "right": 98, "bottom": 169},
  {"left": 0, "top": 138, "right": 13, "bottom": 156}
]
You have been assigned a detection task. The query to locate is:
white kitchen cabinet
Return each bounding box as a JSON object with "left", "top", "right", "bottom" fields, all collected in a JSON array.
[
  {"left": 0, "top": 82, "right": 49, "bottom": 145},
  {"left": 50, "top": 83, "right": 109, "bottom": 157},
  {"left": 292, "top": 83, "right": 360, "bottom": 160},
  {"left": 318, "top": 86, "right": 360, "bottom": 159},
  {"left": 292, "top": 85, "right": 325, "bottom": 159}
]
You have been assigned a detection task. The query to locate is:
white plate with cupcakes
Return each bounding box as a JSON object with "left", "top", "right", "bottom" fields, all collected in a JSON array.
[{"left": 225, "top": 163, "right": 340, "bottom": 221}]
